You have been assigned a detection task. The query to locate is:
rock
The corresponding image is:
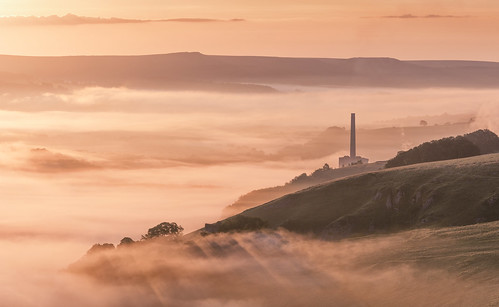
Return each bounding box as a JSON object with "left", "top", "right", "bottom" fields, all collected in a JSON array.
[
  {"left": 423, "top": 196, "right": 434, "bottom": 210},
  {"left": 386, "top": 195, "right": 393, "bottom": 209},
  {"left": 394, "top": 190, "right": 404, "bottom": 206}
]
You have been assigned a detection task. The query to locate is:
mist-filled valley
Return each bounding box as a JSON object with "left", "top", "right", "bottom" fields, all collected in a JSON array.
[
  {"left": 0, "top": 84, "right": 498, "bottom": 306},
  {"left": 4, "top": 0, "right": 499, "bottom": 304},
  {"left": 34, "top": 224, "right": 499, "bottom": 306}
]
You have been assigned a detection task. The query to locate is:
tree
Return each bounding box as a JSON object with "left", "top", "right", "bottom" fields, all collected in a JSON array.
[
  {"left": 385, "top": 135, "right": 481, "bottom": 168},
  {"left": 118, "top": 237, "right": 135, "bottom": 247},
  {"left": 141, "top": 222, "right": 184, "bottom": 240},
  {"left": 288, "top": 173, "right": 308, "bottom": 185},
  {"left": 420, "top": 120, "right": 428, "bottom": 126},
  {"left": 86, "top": 243, "right": 115, "bottom": 255}
]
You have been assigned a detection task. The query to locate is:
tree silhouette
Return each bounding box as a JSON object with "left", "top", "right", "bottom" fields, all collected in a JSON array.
[
  {"left": 386, "top": 135, "right": 480, "bottom": 168},
  {"left": 141, "top": 222, "right": 184, "bottom": 240},
  {"left": 86, "top": 243, "right": 115, "bottom": 255},
  {"left": 118, "top": 237, "right": 135, "bottom": 247}
]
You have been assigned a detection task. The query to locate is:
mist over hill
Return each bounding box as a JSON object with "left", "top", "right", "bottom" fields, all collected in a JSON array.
[
  {"left": 67, "top": 129, "right": 499, "bottom": 306},
  {"left": 68, "top": 222, "right": 499, "bottom": 307},
  {"left": 3, "top": 53, "right": 499, "bottom": 93}
]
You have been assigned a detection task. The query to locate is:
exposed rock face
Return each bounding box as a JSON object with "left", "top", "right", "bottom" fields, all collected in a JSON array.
[
  {"left": 412, "top": 190, "right": 422, "bottom": 205},
  {"left": 488, "top": 194, "right": 499, "bottom": 206},
  {"left": 385, "top": 196, "right": 393, "bottom": 209},
  {"left": 394, "top": 190, "right": 404, "bottom": 206},
  {"left": 423, "top": 196, "right": 434, "bottom": 210}
]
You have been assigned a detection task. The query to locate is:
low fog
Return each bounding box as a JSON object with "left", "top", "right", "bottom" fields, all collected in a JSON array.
[
  {"left": 16, "top": 225, "right": 499, "bottom": 306},
  {"left": 0, "top": 87, "right": 497, "bottom": 305}
]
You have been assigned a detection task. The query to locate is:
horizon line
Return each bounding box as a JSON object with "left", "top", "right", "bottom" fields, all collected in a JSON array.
[{"left": 0, "top": 51, "right": 497, "bottom": 63}]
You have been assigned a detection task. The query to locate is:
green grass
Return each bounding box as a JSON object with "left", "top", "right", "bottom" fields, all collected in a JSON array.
[{"left": 238, "top": 154, "right": 499, "bottom": 238}]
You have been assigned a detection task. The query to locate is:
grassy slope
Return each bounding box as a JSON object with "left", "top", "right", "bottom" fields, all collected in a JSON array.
[
  {"left": 365, "top": 221, "right": 499, "bottom": 280},
  {"left": 223, "top": 161, "right": 386, "bottom": 217},
  {"left": 239, "top": 154, "right": 499, "bottom": 237}
]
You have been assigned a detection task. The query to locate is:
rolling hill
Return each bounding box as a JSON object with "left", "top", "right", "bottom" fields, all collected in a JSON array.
[
  {"left": 223, "top": 123, "right": 475, "bottom": 217},
  {"left": 211, "top": 154, "right": 499, "bottom": 238},
  {"left": 223, "top": 161, "right": 386, "bottom": 217}
]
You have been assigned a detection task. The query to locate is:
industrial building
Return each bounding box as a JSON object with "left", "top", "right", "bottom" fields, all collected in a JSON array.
[{"left": 339, "top": 113, "right": 369, "bottom": 167}]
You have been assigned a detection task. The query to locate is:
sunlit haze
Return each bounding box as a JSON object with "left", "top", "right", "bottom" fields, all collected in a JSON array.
[
  {"left": 0, "top": 0, "right": 499, "bottom": 59},
  {"left": 1, "top": 1, "right": 499, "bottom": 306}
]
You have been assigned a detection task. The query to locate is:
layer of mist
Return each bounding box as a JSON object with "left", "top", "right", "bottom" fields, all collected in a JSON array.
[
  {"left": 65, "top": 224, "right": 499, "bottom": 307},
  {"left": 0, "top": 86, "right": 497, "bottom": 305}
]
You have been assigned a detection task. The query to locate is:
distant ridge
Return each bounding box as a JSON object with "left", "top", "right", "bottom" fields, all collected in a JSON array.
[{"left": 2, "top": 53, "right": 499, "bottom": 93}]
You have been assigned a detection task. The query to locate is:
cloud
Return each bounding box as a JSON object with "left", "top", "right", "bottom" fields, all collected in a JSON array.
[
  {"left": 0, "top": 87, "right": 491, "bottom": 173},
  {"left": 380, "top": 14, "right": 470, "bottom": 19},
  {"left": 164, "top": 18, "right": 245, "bottom": 23},
  {"left": 0, "top": 14, "right": 246, "bottom": 26},
  {"left": 25, "top": 148, "right": 99, "bottom": 172},
  {"left": 5, "top": 142, "right": 270, "bottom": 173}
]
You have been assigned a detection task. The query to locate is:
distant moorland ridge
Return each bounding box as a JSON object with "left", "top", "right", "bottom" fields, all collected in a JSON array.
[{"left": 3, "top": 53, "right": 499, "bottom": 92}]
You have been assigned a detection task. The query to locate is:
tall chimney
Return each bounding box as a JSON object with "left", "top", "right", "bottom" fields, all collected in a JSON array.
[{"left": 350, "top": 113, "right": 356, "bottom": 158}]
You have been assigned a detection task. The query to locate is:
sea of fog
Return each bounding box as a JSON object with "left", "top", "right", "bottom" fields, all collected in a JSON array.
[{"left": 0, "top": 87, "right": 498, "bottom": 305}]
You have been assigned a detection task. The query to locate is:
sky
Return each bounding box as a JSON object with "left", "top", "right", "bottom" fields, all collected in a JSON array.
[{"left": 0, "top": 0, "right": 498, "bottom": 60}]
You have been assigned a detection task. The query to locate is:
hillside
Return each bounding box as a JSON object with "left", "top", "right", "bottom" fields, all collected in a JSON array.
[
  {"left": 212, "top": 154, "right": 499, "bottom": 238},
  {"left": 223, "top": 162, "right": 386, "bottom": 217},
  {"left": 3, "top": 53, "right": 499, "bottom": 93},
  {"left": 223, "top": 122, "right": 474, "bottom": 217},
  {"left": 385, "top": 129, "right": 499, "bottom": 168}
]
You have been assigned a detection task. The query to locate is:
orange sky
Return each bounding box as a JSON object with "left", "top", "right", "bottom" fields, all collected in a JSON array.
[{"left": 0, "top": 0, "right": 498, "bottom": 60}]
